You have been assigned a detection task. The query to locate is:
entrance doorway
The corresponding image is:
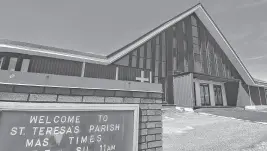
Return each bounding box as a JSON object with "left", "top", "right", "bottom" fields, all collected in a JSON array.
[
  {"left": 200, "top": 83, "right": 210, "bottom": 106},
  {"left": 214, "top": 85, "right": 223, "bottom": 106}
]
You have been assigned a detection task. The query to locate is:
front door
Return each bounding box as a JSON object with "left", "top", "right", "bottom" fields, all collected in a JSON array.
[
  {"left": 200, "top": 83, "right": 210, "bottom": 106},
  {"left": 214, "top": 85, "right": 223, "bottom": 106}
]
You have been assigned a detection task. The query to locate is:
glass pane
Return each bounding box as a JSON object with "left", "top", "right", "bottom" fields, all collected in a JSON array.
[
  {"left": 184, "top": 58, "right": 188, "bottom": 72},
  {"left": 204, "top": 86, "right": 210, "bottom": 105},
  {"left": 173, "top": 56, "right": 177, "bottom": 70},
  {"left": 132, "top": 50, "right": 137, "bottom": 56},
  {"left": 200, "top": 85, "right": 205, "bottom": 105},
  {"left": 115, "top": 55, "right": 129, "bottom": 66},
  {"left": 154, "top": 76, "right": 159, "bottom": 83},
  {"left": 192, "top": 26, "right": 198, "bottom": 37},
  {"left": 162, "top": 62, "right": 166, "bottom": 77},
  {"left": 147, "top": 41, "right": 152, "bottom": 58},
  {"left": 182, "top": 21, "right": 186, "bottom": 33},
  {"left": 173, "top": 49, "right": 177, "bottom": 56},
  {"left": 222, "top": 64, "right": 226, "bottom": 77},
  {"left": 193, "top": 44, "right": 199, "bottom": 54},
  {"left": 191, "top": 16, "right": 197, "bottom": 26},
  {"left": 8, "top": 57, "right": 17, "bottom": 71},
  {"left": 155, "top": 61, "right": 159, "bottom": 76},
  {"left": 194, "top": 53, "right": 201, "bottom": 62},
  {"left": 183, "top": 40, "right": 187, "bottom": 51},
  {"left": 173, "top": 26, "right": 176, "bottom": 37},
  {"left": 162, "top": 47, "right": 166, "bottom": 61},
  {"left": 146, "top": 59, "right": 151, "bottom": 69},
  {"left": 173, "top": 37, "right": 177, "bottom": 48},
  {"left": 161, "top": 32, "right": 166, "bottom": 47},
  {"left": 139, "top": 46, "right": 145, "bottom": 57},
  {"left": 193, "top": 37, "right": 199, "bottom": 45},
  {"left": 131, "top": 56, "right": 137, "bottom": 67},
  {"left": 139, "top": 58, "right": 144, "bottom": 68},
  {"left": 156, "top": 45, "right": 160, "bottom": 61},
  {"left": 156, "top": 35, "right": 160, "bottom": 45}
]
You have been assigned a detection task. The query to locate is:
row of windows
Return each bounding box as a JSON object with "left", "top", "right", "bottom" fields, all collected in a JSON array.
[
  {"left": 190, "top": 15, "right": 234, "bottom": 79},
  {"left": 115, "top": 14, "right": 237, "bottom": 82},
  {"left": 172, "top": 22, "right": 189, "bottom": 72},
  {"left": 0, "top": 56, "right": 30, "bottom": 72}
]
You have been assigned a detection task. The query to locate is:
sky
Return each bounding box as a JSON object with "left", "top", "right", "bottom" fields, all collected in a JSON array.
[{"left": 0, "top": 0, "right": 267, "bottom": 81}]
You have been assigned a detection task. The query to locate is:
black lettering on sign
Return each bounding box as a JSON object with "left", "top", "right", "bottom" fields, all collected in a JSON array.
[{"left": 0, "top": 110, "right": 135, "bottom": 151}]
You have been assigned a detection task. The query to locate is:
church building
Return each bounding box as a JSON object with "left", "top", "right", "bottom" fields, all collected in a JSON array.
[{"left": 0, "top": 3, "right": 266, "bottom": 108}]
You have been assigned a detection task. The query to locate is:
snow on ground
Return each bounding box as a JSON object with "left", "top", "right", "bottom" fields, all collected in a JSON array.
[{"left": 163, "top": 108, "right": 267, "bottom": 151}]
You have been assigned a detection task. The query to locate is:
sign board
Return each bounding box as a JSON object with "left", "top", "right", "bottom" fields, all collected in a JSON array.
[{"left": 0, "top": 102, "right": 139, "bottom": 151}]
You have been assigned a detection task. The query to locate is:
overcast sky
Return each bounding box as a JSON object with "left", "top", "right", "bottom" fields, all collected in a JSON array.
[{"left": 0, "top": 0, "right": 267, "bottom": 81}]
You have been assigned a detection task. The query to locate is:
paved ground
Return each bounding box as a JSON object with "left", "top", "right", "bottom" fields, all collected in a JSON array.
[
  {"left": 195, "top": 108, "right": 267, "bottom": 123},
  {"left": 163, "top": 108, "right": 267, "bottom": 151}
]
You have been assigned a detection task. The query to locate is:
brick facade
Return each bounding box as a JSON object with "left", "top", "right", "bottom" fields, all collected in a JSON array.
[{"left": 0, "top": 84, "right": 163, "bottom": 151}]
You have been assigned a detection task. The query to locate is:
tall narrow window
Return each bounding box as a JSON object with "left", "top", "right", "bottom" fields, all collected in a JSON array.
[
  {"left": 156, "top": 36, "right": 160, "bottom": 45},
  {"left": 8, "top": 57, "right": 17, "bottom": 71},
  {"left": 182, "top": 21, "right": 186, "bottom": 34},
  {"left": 155, "top": 44, "right": 160, "bottom": 60},
  {"left": 139, "top": 46, "right": 145, "bottom": 57},
  {"left": 161, "top": 32, "right": 166, "bottom": 62},
  {"left": 132, "top": 50, "right": 137, "bottom": 56},
  {"left": 162, "top": 62, "right": 166, "bottom": 77},
  {"left": 145, "top": 41, "right": 152, "bottom": 70},
  {"left": 131, "top": 50, "right": 138, "bottom": 67},
  {"left": 147, "top": 41, "right": 152, "bottom": 58},
  {"left": 155, "top": 61, "right": 159, "bottom": 76},
  {"left": 206, "top": 42, "right": 211, "bottom": 75},
  {"left": 193, "top": 37, "right": 199, "bottom": 45},
  {"left": 139, "top": 58, "right": 144, "bottom": 68},
  {"left": 191, "top": 16, "right": 197, "bottom": 26},
  {"left": 146, "top": 59, "right": 151, "bottom": 69},
  {"left": 173, "top": 50, "right": 177, "bottom": 70},
  {"left": 183, "top": 40, "right": 188, "bottom": 72},
  {"left": 173, "top": 35, "right": 177, "bottom": 71},
  {"left": 139, "top": 46, "right": 145, "bottom": 68},
  {"left": 214, "top": 53, "right": 219, "bottom": 76},
  {"left": 192, "top": 26, "right": 198, "bottom": 37},
  {"left": 184, "top": 59, "right": 188, "bottom": 72},
  {"left": 183, "top": 40, "right": 187, "bottom": 51},
  {"left": 131, "top": 56, "right": 137, "bottom": 67}
]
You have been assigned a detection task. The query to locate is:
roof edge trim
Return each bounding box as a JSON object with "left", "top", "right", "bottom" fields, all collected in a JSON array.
[
  {"left": 197, "top": 6, "right": 255, "bottom": 85},
  {"left": 0, "top": 44, "right": 108, "bottom": 64},
  {"left": 106, "top": 4, "right": 201, "bottom": 63}
]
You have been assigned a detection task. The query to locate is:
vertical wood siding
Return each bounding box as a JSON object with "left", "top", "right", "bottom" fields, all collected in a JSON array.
[
  {"left": 29, "top": 56, "right": 82, "bottom": 76},
  {"left": 173, "top": 74, "right": 194, "bottom": 107},
  {"left": 117, "top": 66, "right": 150, "bottom": 82},
  {"left": 84, "top": 63, "right": 116, "bottom": 80}
]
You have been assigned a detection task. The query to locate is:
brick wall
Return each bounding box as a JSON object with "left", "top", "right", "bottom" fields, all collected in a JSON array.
[{"left": 0, "top": 84, "right": 163, "bottom": 151}]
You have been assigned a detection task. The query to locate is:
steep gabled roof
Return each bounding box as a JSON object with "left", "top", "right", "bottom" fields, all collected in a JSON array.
[{"left": 0, "top": 3, "right": 257, "bottom": 86}]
